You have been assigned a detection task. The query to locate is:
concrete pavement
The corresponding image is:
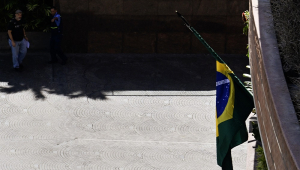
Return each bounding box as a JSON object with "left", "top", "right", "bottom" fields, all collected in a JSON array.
[{"left": 0, "top": 53, "right": 250, "bottom": 170}]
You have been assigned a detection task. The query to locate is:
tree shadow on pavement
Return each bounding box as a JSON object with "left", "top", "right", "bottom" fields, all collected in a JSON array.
[{"left": 0, "top": 53, "right": 250, "bottom": 100}]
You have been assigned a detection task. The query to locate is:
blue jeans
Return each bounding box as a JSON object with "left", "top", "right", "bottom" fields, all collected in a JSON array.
[{"left": 8, "top": 39, "right": 27, "bottom": 68}]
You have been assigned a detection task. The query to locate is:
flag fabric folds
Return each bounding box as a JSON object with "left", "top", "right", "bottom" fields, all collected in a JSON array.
[
  {"left": 216, "top": 60, "right": 254, "bottom": 169},
  {"left": 189, "top": 27, "right": 254, "bottom": 169}
]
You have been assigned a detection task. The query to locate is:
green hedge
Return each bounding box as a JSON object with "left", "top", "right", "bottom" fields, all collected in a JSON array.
[{"left": 0, "top": 0, "right": 53, "bottom": 32}]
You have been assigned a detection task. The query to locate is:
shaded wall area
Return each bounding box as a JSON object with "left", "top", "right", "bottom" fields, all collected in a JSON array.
[{"left": 56, "top": 0, "right": 248, "bottom": 54}]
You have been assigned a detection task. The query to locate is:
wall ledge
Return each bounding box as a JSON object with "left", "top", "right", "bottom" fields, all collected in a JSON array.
[{"left": 249, "top": 0, "right": 300, "bottom": 169}]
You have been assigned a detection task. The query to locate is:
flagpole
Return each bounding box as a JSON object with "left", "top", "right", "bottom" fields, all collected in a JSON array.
[
  {"left": 175, "top": 11, "right": 225, "bottom": 64},
  {"left": 176, "top": 11, "right": 253, "bottom": 98}
]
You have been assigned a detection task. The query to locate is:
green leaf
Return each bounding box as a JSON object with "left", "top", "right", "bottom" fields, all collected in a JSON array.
[
  {"left": 26, "top": 4, "right": 39, "bottom": 11},
  {"left": 256, "top": 146, "right": 268, "bottom": 170},
  {"left": 5, "top": 3, "right": 12, "bottom": 10},
  {"left": 44, "top": 9, "right": 51, "bottom": 16}
]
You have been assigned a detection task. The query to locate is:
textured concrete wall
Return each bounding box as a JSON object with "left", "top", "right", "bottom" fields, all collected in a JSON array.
[
  {"left": 249, "top": 0, "right": 300, "bottom": 169},
  {"left": 56, "top": 0, "right": 248, "bottom": 54}
]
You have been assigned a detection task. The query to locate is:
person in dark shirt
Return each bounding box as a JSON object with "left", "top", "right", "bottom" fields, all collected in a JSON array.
[
  {"left": 7, "top": 10, "right": 28, "bottom": 71},
  {"left": 48, "top": 6, "right": 67, "bottom": 65}
]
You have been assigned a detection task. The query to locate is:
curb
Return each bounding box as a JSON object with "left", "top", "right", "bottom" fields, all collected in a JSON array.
[{"left": 246, "top": 113, "right": 257, "bottom": 170}]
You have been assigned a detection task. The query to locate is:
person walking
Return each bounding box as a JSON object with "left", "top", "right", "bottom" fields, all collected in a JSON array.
[
  {"left": 7, "top": 9, "right": 28, "bottom": 72},
  {"left": 48, "top": 6, "right": 67, "bottom": 65}
]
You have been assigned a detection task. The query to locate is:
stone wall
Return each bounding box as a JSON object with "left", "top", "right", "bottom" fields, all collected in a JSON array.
[
  {"left": 57, "top": 0, "right": 248, "bottom": 54},
  {"left": 249, "top": 0, "right": 300, "bottom": 169}
]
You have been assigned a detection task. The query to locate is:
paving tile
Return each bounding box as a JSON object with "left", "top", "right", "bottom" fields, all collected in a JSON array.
[{"left": 0, "top": 53, "right": 249, "bottom": 170}]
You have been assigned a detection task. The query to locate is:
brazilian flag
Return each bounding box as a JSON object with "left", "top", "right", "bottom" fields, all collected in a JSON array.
[
  {"left": 191, "top": 27, "right": 254, "bottom": 169},
  {"left": 216, "top": 60, "right": 254, "bottom": 169},
  {"left": 183, "top": 21, "right": 254, "bottom": 169},
  {"left": 176, "top": 12, "right": 254, "bottom": 169}
]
